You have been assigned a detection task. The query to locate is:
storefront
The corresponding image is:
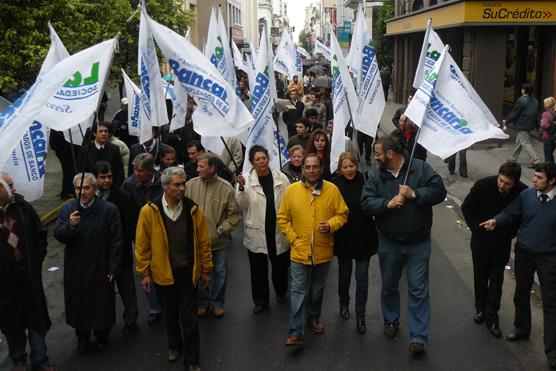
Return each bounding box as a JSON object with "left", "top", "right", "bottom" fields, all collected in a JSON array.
[{"left": 386, "top": 1, "right": 556, "bottom": 119}]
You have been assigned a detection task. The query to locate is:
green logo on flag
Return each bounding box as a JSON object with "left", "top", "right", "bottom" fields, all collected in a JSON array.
[
  {"left": 332, "top": 55, "right": 340, "bottom": 78},
  {"left": 64, "top": 61, "right": 100, "bottom": 87}
]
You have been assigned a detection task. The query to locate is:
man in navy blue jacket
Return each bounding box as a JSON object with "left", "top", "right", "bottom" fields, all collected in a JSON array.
[
  {"left": 361, "top": 135, "right": 446, "bottom": 355},
  {"left": 481, "top": 162, "right": 556, "bottom": 369}
]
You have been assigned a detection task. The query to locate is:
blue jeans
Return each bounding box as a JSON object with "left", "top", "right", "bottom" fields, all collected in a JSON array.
[
  {"left": 199, "top": 248, "right": 228, "bottom": 310},
  {"left": 378, "top": 235, "right": 431, "bottom": 344},
  {"left": 1, "top": 327, "right": 49, "bottom": 367},
  {"left": 289, "top": 261, "right": 331, "bottom": 338},
  {"left": 146, "top": 283, "right": 162, "bottom": 314},
  {"left": 337, "top": 257, "right": 371, "bottom": 320}
]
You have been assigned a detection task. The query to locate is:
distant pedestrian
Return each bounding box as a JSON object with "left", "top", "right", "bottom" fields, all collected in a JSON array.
[
  {"left": 505, "top": 83, "right": 540, "bottom": 167},
  {"left": 392, "top": 93, "right": 414, "bottom": 129},
  {"left": 185, "top": 153, "right": 241, "bottom": 318},
  {"left": 287, "top": 75, "right": 304, "bottom": 97},
  {"left": 54, "top": 173, "right": 122, "bottom": 353},
  {"left": 331, "top": 153, "right": 378, "bottom": 334},
  {"left": 287, "top": 118, "right": 311, "bottom": 150},
  {"left": 282, "top": 145, "right": 304, "bottom": 183},
  {"left": 303, "top": 91, "right": 326, "bottom": 129},
  {"left": 49, "top": 130, "right": 79, "bottom": 199},
  {"left": 127, "top": 128, "right": 171, "bottom": 176},
  {"left": 480, "top": 163, "right": 556, "bottom": 369},
  {"left": 236, "top": 145, "right": 291, "bottom": 314},
  {"left": 135, "top": 166, "right": 213, "bottom": 370},
  {"left": 111, "top": 97, "right": 138, "bottom": 148},
  {"left": 283, "top": 89, "right": 305, "bottom": 138},
  {"left": 446, "top": 149, "right": 468, "bottom": 178},
  {"left": 95, "top": 162, "right": 139, "bottom": 335},
  {"left": 0, "top": 173, "right": 56, "bottom": 371},
  {"left": 361, "top": 135, "right": 446, "bottom": 355},
  {"left": 540, "top": 97, "right": 556, "bottom": 163},
  {"left": 380, "top": 66, "right": 392, "bottom": 102},
  {"left": 277, "top": 153, "right": 348, "bottom": 346},
  {"left": 461, "top": 162, "right": 526, "bottom": 337}
]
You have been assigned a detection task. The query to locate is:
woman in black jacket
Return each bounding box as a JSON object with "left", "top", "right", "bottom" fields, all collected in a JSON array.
[{"left": 331, "top": 152, "right": 378, "bottom": 334}]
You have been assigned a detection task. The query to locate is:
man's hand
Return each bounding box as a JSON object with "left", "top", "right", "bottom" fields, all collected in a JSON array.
[
  {"left": 69, "top": 211, "right": 80, "bottom": 227},
  {"left": 399, "top": 185, "right": 415, "bottom": 199},
  {"left": 237, "top": 174, "right": 246, "bottom": 191},
  {"left": 317, "top": 221, "right": 331, "bottom": 234},
  {"left": 142, "top": 275, "right": 152, "bottom": 293},
  {"left": 201, "top": 273, "right": 211, "bottom": 288},
  {"left": 480, "top": 219, "right": 497, "bottom": 231},
  {"left": 387, "top": 194, "right": 405, "bottom": 209}
]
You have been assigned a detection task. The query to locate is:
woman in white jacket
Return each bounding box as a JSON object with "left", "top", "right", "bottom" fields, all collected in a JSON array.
[{"left": 236, "top": 145, "right": 291, "bottom": 314}]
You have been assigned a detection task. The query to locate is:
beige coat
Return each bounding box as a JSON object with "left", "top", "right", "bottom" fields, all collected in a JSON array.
[
  {"left": 235, "top": 168, "right": 290, "bottom": 255},
  {"left": 185, "top": 175, "right": 241, "bottom": 251}
]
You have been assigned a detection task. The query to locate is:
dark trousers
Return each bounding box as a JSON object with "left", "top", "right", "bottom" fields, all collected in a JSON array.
[
  {"left": 470, "top": 238, "right": 511, "bottom": 324},
  {"left": 156, "top": 268, "right": 199, "bottom": 367},
  {"left": 115, "top": 263, "right": 139, "bottom": 325},
  {"left": 1, "top": 327, "right": 49, "bottom": 367},
  {"left": 543, "top": 140, "right": 555, "bottom": 163},
  {"left": 76, "top": 328, "right": 110, "bottom": 342},
  {"left": 337, "top": 257, "right": 371, "bottom": 320},
  {"left": 247, "top": 250, "right": 290, "bottom": 306},
  {"left": 447, "top": 149, "right": 467, "bottom": 176},
  {"left": 356, "top": 131, "right": 373, "bottom": 162},
  {"left": 513, "top": 246, "right": 556, "bottom": 360}
]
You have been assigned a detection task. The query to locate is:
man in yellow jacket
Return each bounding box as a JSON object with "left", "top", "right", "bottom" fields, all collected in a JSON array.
[
  {"left": 135, "top": 166, "right": 212, "bottom": 370},
  {"left": 277, "top": 153, "right": 348, "bottom": 346}
]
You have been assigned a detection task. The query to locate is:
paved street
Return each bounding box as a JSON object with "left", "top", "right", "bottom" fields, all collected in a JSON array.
[{"left": 0, "top": 97, "right": 550, "bottom": 370}]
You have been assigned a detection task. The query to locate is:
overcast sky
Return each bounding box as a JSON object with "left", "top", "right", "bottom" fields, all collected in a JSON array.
[{"left": 286, "top": 0, "right": 313, "bottom": 43}]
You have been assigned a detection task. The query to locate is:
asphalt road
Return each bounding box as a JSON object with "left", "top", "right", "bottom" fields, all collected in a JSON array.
[{"left": 0, "top": 199, "right": 548, "bottom": 370}]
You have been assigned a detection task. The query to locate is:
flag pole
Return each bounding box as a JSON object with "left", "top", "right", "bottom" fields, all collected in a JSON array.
[
  {"left": 67, "top": 129, "right": 78, "bottom": 175},
  {"left": 219, "top": 137, "right": 240, "bottom": 174},
  {"left": 402, "top": 124, "right": 423, "bottom": 186}
]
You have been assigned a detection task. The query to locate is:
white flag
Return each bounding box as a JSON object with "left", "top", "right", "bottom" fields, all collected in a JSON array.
[
  {"left": 273, "top": 30, "right": 297, "bottom": 79},
  {"left": 243, "top": 25, "right": 285, "bottom": 172},
  {"left": 170, "top": 80, "right": 188, "bottom": 132},
  {"left": 412, "top": 19, "right": 445, "bottom": 89},
  {"left": 232, "top": 40, "right": 248, "bottom": 74},
  {"left": 122, "top": 69, "right": 142, "bottom": 137},
  {"left": 63, "top": 116, "right": 91, "bottom": 145},
  {"left": 139, "top": 8, "right": 168, "bottom": 145},
  {"left": 0, "top": 38, "right": 119, "bottom": 177},
  {"left": 329, "top": 32, "right": 357, "bottom": 173},
  {"left": 346, "top": 4, "right": 367, "bottom": 80},
  {"left": 201, "top": 136, "right": 225, "bottom": 157},
  {"left": 144, "top": 9, "right": 253, "bottom": 137},
  {"left": 246, "top": 47, "right": 258, "bottom": 93},
  {"left": 34, "top": 38, "right": 117, "bottom": 131},
  {"left": 350, "top": 7, "right": 385, "bottom": 138},
  {"left": 205, "top": 7, "right": 238, "bottom": 92},
  {"left": 405, "top": 46, "right": 508, "bottom": 159},
  {"left": 297, "top": 47, "right": 311, "bottom": 59},
  {"left": 314, "top": 39, "right": 332, "bottom": 61}
]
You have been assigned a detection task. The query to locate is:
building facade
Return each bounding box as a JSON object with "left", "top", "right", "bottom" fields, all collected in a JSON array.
[{"left": 386, "top": 0, "right": 556, "bottom": 120}]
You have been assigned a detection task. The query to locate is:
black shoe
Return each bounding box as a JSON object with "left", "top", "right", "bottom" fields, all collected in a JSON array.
[
  {"left": 409, "top": 341, "right": 425, "bottom": 355},
  {"left": 356, "top": 320, "right": 366, "bottom": 334},
  {"left": 77, "top": 339, "right": 89, "bottom": 354},
  {"left": 487, "top": 322, "right": 502, "bottom": 338},
  {"left": 473, "top": 311, "right": 485, "bottom": 324},
  {"left": 340, "top": 307, "right": 350, "bottom": 320},
  {"left": 123, "top": 321, "right": 138, "bottom": 334},
  {"left": 253, "top": 304, "right": 269, "bottom": 314},
  {"left": 147, "top": 312, "right": 161, "bottom": 325},
  {"left": 383, "top": 323, "right": 398, "bottom": 339},
  {"left": 505, "top": 332, "right": 529, "bottom": 342}
]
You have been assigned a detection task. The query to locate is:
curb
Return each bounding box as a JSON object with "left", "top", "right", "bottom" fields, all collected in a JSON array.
[{"left": 39, "top": 200, "right": 69, "bottom": 226}]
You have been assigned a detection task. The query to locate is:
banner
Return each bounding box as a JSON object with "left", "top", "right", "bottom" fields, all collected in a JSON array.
[
  {"left": 232, "top": 40, "right": 248, "bottom": 74},
  {"left": 314, "top": 39, "right": 332, "bottom": 61},
  {"left": 205, "top": 7, "right": 238, "bottom": 93},
  {"left": 273, "top": 30, "right": 297, "bottom": 79},
  {"left": 329, "top": 32, "right": 356, "bottom": 173},
  {"left": 0, "top": 37, "right": 119, "bottom": 183},
  {"left": 144, "top": 9, "right": 253, "bottom": 137},
  {"left": 139, "top": 8, "right": 168, "bottom": 144},
  {"left": 405, "top": 46, "right": 508, "bottom": 159},
  {"left": 350, "top": 5, "right": 385, "bottom": 138},
  {"left": 170, "top": 79, "right": 188, "bottom": 132},
  {"left": 412, "top": 19, "right": 444, "bottom": 89},
  {"left": 122, "top": 69, "right": 141, "bottom": 137},
  {"left": 246, "top": 47, "right": 258, "bottom": 93},
  {"left": 243, "top": 25, "right": 285, "bottom": 172},
  {"left": 297, "top": 47, "right": 311, "bottom": 59}
]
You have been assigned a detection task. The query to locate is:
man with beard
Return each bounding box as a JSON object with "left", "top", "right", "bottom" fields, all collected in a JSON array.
[
  {"left": 361, "top": 135, "right": 446, "bottom": 355},
  {"left": 54, "top": 173, "right": 122, "bottom": 353}
]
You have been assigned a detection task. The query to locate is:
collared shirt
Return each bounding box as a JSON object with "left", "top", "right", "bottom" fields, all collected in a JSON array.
[
  {"left": 96, "top": 190, "right": 110, "bottom": 201},
  {"left": 537, "top": 187, "right": 556, "bottom": 202},
  {"left": 94, "top": 141, "right": 105, "bottom": 150},
  {"left": 80, "top": 198, "right": 94, "bottom": 209},
  {"left": 387, "top": 159, "right": 405, "bottom": 179},
  {"left": 162, "top": 194, "right": 183, "bottom": 221}
]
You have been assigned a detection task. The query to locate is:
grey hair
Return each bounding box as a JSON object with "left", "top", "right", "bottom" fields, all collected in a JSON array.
[
  {"left": 73, "top": 173, "right": 97, "bottom": 189},
  {"left": 132, "top": 152, "right": 155, "bottom": 171},
  {"left": 161, "top": 166, "right": 187, "bottom": 185}
]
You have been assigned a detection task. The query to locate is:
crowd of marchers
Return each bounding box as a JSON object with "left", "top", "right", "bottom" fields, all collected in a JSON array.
[{"left": 2, "top": 73, "right": 556, "bottom": 371}]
